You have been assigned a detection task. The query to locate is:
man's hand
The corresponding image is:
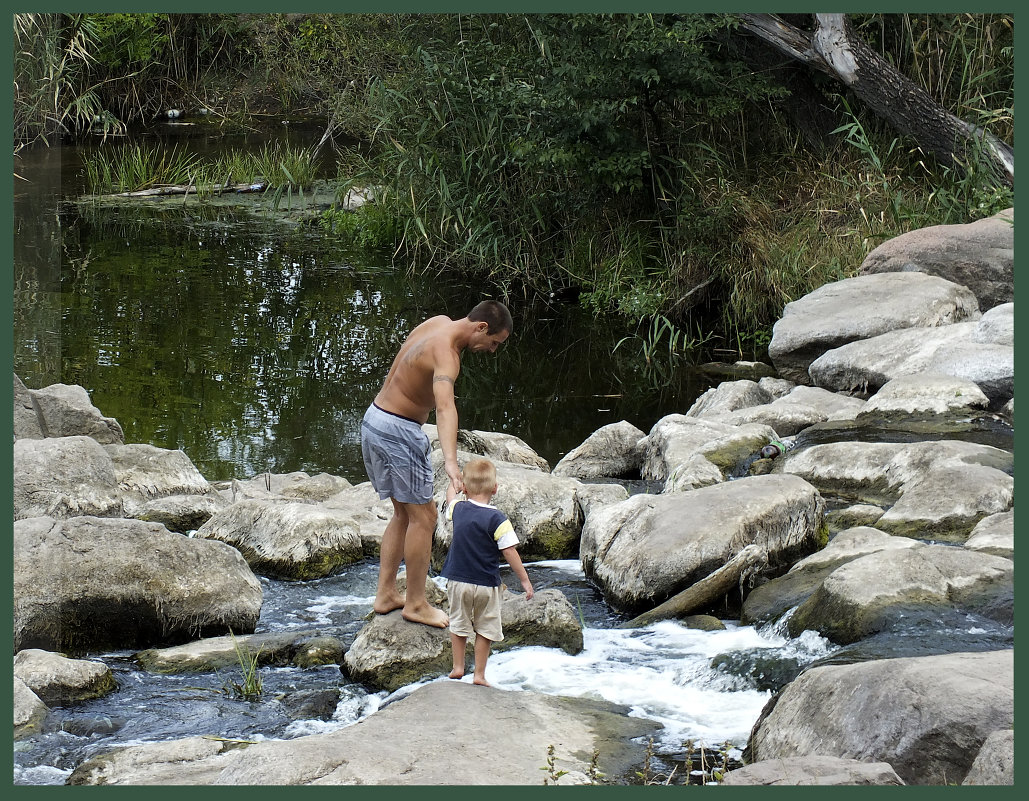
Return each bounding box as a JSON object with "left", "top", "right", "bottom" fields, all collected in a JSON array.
[{"left": 445, "top": 459, "right": 464, "bottom": 496}]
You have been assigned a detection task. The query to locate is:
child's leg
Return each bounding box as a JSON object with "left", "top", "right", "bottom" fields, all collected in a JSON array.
[
  {"left": 449, "top": 633, "right": 467, "bottom": 679},
  {"left": 472, "top": 634, "right": 493, "bottom": 686}
]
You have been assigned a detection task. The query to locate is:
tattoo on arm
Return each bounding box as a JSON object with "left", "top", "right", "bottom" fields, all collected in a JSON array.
[{"left": 433, "top": 375, "right": 455, "bottom": 386}]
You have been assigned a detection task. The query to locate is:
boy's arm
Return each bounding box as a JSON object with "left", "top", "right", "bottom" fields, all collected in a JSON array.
[{"left": 500, "top": 545, "right": 534, "bottom": 600}]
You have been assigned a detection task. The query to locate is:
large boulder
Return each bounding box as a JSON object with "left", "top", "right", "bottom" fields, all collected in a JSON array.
[
  {"left": 745, "top": 649, "right": 1014, "bottom": 785},
  {"left": 323, "top": 481, "right": 395, "bottom": 557},
  {"left": 638, "top": 415, "right": 778, "bottom": 482},
  {"left": 14, "top": 515, "right": 262, "bottom": 654},
  {"left": 13, "top": 649, "right": 117, "bottom": 706},
  {"left": 13, "top": 373, "right": 44, "bottom": 439},
  {"left": 768, "top": 272, "right": 980, "bottom": 384},
  {"left": 135, "top": 630, "right": 344, "bottom": 673},
  {"left": 962, "top": 729, "right": 1014, "bottom": 786},
  {"left": 720, "top": 756, "right": 905, "bottom": 786},
  {"left": 228, "top": 471, "right": 352, "bottom": 503},
  {"left": 964, "top": 511, "right": 1014, "bottom": 559},
  {"left": 424, "top": 424, "right": 550, "bottom": 472},
  {"left": 432, "top": 451, "right": 584, "bottom": 562},
  {"left": 28, "top": 382, "right": 124, "bottom": 444},
  {"left": 858, "top": 208, "right": 1013, "bottom": 311},
  {"left": 685, "top": 380, "right": 773, "bottom": 418},
  {"left": 777, "top": 440, "right": 1013, "bottom": 540},
  {"left": 13, "top": 436, "right": 123, "bottom": 520},
  {"left": 787, "top": 544, "right": 1013, "bottom": 643},
  {"left": 14, "top": 677, "right": 48, "bottom": 740},
  {"left": 808, "top": 322, "right": 1013, "bottom": 405},
  {"left": 971, "top": 301, "right": 1013, "bottom": 346},
  {"left": 716, "top": 385, "right": 865, "bottom": 437},
  {"left": 194, "top": 499, "right": 364, "bottom": 581},
  {"left": 106, "top": 443, "right": 228, "bottom": 531},
  {"left": 344, "top": 588, "right": 582, "bottom": 693},
  {"left": 552, "top": 420, "right": 645, "bottom": 480},
  {"left": 740, "top": 526, "right": 920, "bottom": 627},
  {"left": 580, "top": 474, "right": 825, "bottom": 615},
  {"left": 67, "top": 680, "right": 660, "bottom": 785},
  {"left": 856, "top": 372, "right": 989, "bottom": 420}
]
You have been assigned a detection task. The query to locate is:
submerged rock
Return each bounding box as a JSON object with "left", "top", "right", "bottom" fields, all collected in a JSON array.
[{"left": 135, "top": 630, "right": 344, "bottom": 673}]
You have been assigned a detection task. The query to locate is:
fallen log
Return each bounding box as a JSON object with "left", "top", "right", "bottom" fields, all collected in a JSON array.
[
  {"left": 620, "top": 544, "right": 769, "bottom": 628},
  {"left": 108, "top": 181, "right": 267, "bottom": 198}
]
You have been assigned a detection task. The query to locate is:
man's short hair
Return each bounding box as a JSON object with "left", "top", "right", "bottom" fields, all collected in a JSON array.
[
  {"left": 462, "top": 457, "right": 497, "bottom": 496},
  {"left": 467, "top": 300, "right": 513, "bottom": 335}
]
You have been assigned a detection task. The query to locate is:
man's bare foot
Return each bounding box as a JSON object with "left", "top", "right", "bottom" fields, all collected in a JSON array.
[
  {"left": 373, "top": 592, "right": 405, "bottom": 615},
  {"left": 448, "top": 668, "right": 464, "bottom": 679},
  {"left": 472, "top": 677, "right": 491, "bottom": 687},
  {"left": 401, "top": 602, "right": 449, "bottom": 628}
]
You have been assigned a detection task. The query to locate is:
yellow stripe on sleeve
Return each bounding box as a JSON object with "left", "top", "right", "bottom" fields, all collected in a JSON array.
[{"left": 493, "top": 519, "right": 514, "bottom": 542}]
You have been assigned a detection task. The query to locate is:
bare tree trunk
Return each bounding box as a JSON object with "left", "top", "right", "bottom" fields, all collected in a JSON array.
[{"left": 737, "top": 13, "right": 1014, "bottom": 185}]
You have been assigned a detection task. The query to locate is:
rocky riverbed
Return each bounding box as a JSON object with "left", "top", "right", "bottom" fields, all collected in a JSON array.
[{"left": 12, "top": 208, "right": 1014, "bottom": 785}]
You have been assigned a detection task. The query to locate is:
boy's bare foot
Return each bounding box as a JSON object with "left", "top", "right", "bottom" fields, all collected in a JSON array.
[
  {"left": 401, "top": 602, "right": 449, "bottom": 628},
  {"left": 373, "top": 591, "right": 405, "bottom": 615},
  {"left": 472, "top": 677, "right": 491, "bottom": 687},
  {"left": 448, "top": 668, "right": 464, "bottom": 679}
]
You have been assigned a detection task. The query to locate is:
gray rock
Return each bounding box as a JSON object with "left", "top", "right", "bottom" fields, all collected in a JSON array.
[
  {"left": 787, "top": 543, "right": 1013, "bottom": 643},
  {"left": 573, "top": 482, "right": 630, "bottom": 519},
  {"left": 13, "top": 436, "right": 123, "bottom": 520},
  {"left": 962, "top": 729, "right": 1014, "bottom": 785},
  {"left": 135, "top": 631, "right": 344, "bottom": 673},
  {"left": 14, "top": 515, "right": 262, "bottom": 654},
  {"left": 229, "top": 471, "right": 352, "bottom": 503},
  {"left": 808, "top": 321, "right": 1013, "bottom": 405},
  {"left": 552, "top": 420, "right": 645, "bottom": 479},
  {"left": 13, "top": 373, "right": 44, "bottom": 439},
  {"left": 778, "top": 440, "right": 1013, "bottom": 540},
  {"left": 685, "top": 379, "right": 772, "bottom": 418},
  {"left": 29, "top": 382, "right": 124, "bottom": 444},
  {"left": 768, "top": 272, "right": 980, "bottom": 384},
  {"left": 746, "top": 649, "right": 1013, "bottom": 785},
  {"left": 825, "top": 504, "right": 884, "bottom": 530},
  {"left": 964, "top": 511, "right": 1014, "bottom": 559},
  {"left": 344, "top": 587, "right": 582, "bottom": 693},
  {"left": 322, "top": 481, "right": 395, "bottom": 557},
  {"left": 194, "top": 499, "right": 363, "bottom": 580},
  {"left": 580, "top": 474, "right": 825, "bottom": 615},
  {"left": 720, "top": 756, "right": 905, "bottom": 785},
  {"left": 740, "top": 527, "right": 918, "bottom": 627},
  {"left": 14, "top": 677, "right": 48, "bottom": 740},
  {"left": 718, "top": 385, "right": 865, "bottom": 437},
  {"left": 971, "top": 302, "right": 1013, "bottom": 345},
  {"left": 432, "top": 451, "right": 584, "bottom": 562},
  {"left": 13, "top": 649, "right": 116, "bottom": 706},
  {"left": 1000, "top": 397, "right": 1013, "bottom": 423},
  {"left": 857, "top": 372, "right": 989, "bottom": 419},
  {"left": 424, "top": 424, "right": 550, "bottom": 472},
  {"left": 858, "top": 208, "right": 1013, "bottom": 311},
  {"left": 67, "top": 680, "right": 660, "bottom": 785},
  {"left": 758, "top": 376, "right": 796, "bottom": 399},
  {"left": 106, "top": 443, "right": 227, "bottom": 528},
  {"left": 638, "top": 414, "right": 777, "bottom": 482}
]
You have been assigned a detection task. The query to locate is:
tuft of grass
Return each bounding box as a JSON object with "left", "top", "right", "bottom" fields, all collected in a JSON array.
[
  {"left": 222, "top": 629, "right": 264, "bottom": 700},
  {"left": 83, "top": 142, "right": 204, "bottom": 194}
]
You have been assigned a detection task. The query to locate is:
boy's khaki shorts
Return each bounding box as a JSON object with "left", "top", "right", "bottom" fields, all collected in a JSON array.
[{"left": 446, "top": 580, "right": 504, "bottom": 642}]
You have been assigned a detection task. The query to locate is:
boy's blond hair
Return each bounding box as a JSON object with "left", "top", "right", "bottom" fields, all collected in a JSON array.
[{"left": 461, "top": 457, "right": 497, "bottom": 496}]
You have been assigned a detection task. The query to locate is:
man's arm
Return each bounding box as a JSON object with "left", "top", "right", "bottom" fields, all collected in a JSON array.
[{"left": 432, "top": 354, "right": 463, "bottom": 495}]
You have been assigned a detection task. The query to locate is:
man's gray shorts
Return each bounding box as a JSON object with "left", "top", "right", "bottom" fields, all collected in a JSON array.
[{"left": 361, "top": 403, "right": 434, "bottom": 505}]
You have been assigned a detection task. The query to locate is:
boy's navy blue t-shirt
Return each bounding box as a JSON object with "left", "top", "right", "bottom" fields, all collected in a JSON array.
[{"left": 441, "top": 498, "right": 519, "bottom": 587}]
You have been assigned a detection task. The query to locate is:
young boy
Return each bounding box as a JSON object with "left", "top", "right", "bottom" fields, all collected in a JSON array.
[{"left": 441, "top": 457, "right": 534, "bottom": 686}]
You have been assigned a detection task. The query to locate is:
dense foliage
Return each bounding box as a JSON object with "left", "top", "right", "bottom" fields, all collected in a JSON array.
[{"left": 14, "top": 12, "right": 1014, "bottom": 349}]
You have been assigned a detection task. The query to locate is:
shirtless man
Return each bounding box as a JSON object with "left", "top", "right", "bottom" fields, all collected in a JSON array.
[{"left": 361, "top": 300, "right": 513, "bottom": 628}]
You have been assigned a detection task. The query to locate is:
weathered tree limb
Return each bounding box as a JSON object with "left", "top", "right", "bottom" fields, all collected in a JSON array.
[
  {"left": 108, "top": 181, "right": 267, "bottom": 198},
  {"left": 737, "top": 13, "right": 1014, "bottom": 185},
  {"left": 620, "top": 544, "right": 769, "bottom": 628}
]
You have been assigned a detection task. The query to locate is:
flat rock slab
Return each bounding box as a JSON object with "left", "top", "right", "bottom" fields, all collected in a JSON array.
[
  {"left": 746, "top": 649, "right": 1013, "bottom": 785},
  {"left": 68, "top": 680, "right": 660, "bottom": 785},
  {"left": 135, "top": 631, "right": 344, "bottom": 673},
  {"left": 721, "top": 755, "right": 905, "bottom": 785},
  {"left": 768, "top": 272, "right": 980, "bottom": 384}
]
